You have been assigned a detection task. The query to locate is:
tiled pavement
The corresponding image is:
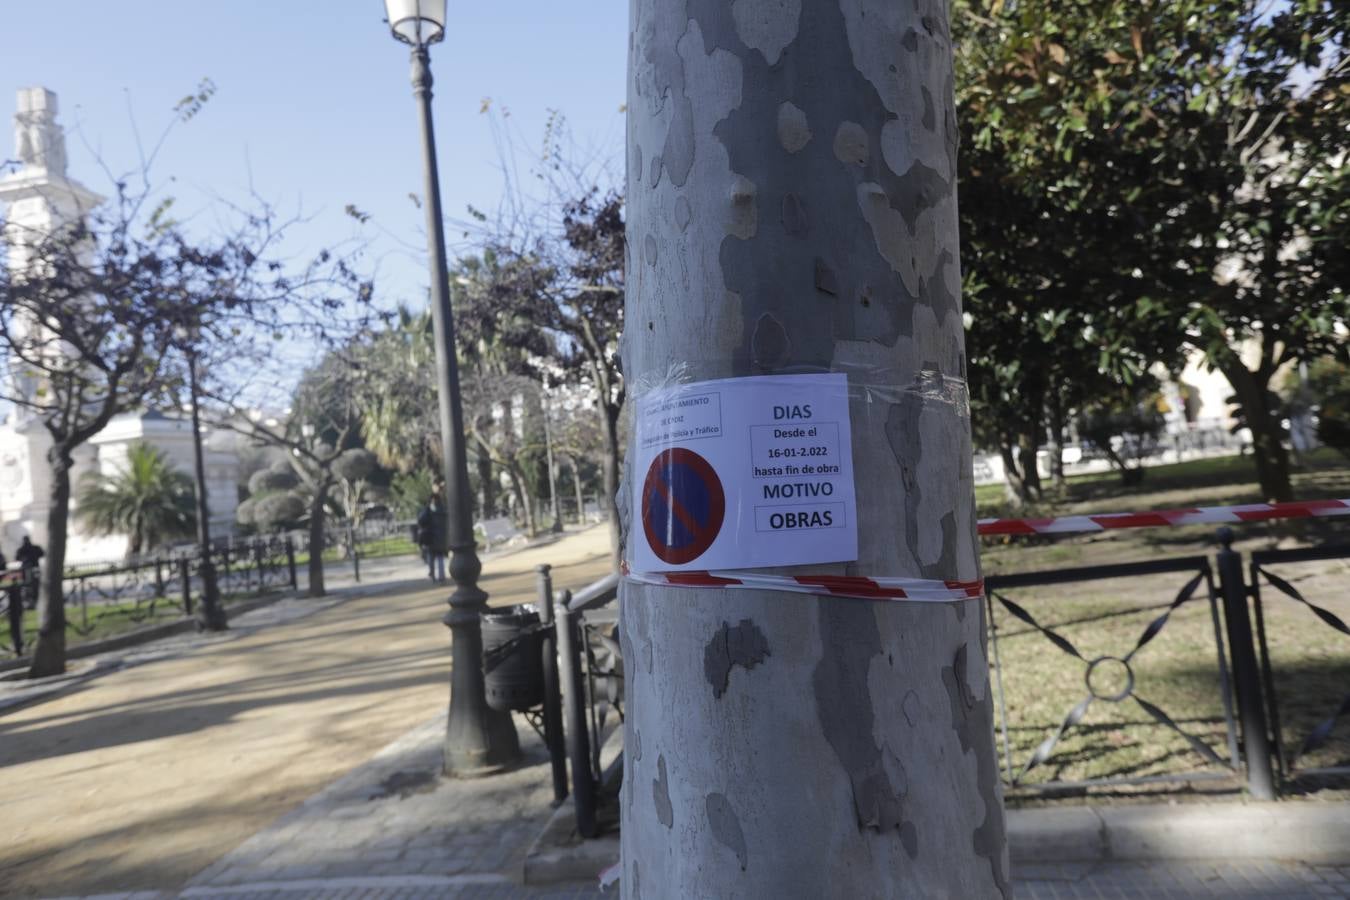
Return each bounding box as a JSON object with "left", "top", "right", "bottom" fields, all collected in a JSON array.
[
  {"left": 1016, "top": 860, "right": 1350, "bottom": 899},
  {"left": 45, "top": 861, "right": 1350, "bottom": 898},
  {"left": 31, "top": 707, "right": 1350, "bottom": 900},
  {"left": 16, "top": 548, "right": 1349, "bottom": 900},
  {"left": 42, "top": 697, "right": 1350, "bottom": 900}
]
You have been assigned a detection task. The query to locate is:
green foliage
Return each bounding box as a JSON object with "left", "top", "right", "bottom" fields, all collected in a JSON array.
[
  {"left": 1076, "top": 378, "right": 1167, "bottom": 484},
  {"left": 248, "top": 463, "right": 299, "bottom": 495},
  {"left": 389, "top": 470, "right": 435, "bottom": 519},
  {"left": 333, "top": 448, "right": 377, "bottom": 483},
  {"left": 1308, "top": 358, "right": 1350, "bottom": 459},
  {"left": 251, "top": 492, "right": 306, "bottom": 531},
  {"left": 75, "top": 442, "right": 195, "bottom": 557},
  {"left": 954, "top": 0, "right": 1349, "bottom": 500}
]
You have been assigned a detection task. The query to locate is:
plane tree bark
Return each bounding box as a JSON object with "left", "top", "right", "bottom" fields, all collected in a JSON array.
[{"left": 620, "top": 1, "right": 1008, "bottom": 895}]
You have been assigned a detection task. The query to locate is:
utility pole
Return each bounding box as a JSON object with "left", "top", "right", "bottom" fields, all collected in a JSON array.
[{"left": 620, "top": 2, "right": 1009, "bottom": 896}]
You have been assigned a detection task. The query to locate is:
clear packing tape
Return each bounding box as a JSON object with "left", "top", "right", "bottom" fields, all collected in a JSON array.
[{"left": 618, "top": 364, "right": 978, "bottom": 603}]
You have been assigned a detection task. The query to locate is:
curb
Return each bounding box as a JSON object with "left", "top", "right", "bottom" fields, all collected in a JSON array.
[
  {"left": 521, "top": 796, "right": 1350, "bottom": 883},
  {"left": 1008, "top": 802, "right": 1350, "bottom": 865}
]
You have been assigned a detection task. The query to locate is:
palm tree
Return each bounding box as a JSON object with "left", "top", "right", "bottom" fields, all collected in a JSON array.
[{"left": 76, "top": 442, "right": 196, "bottom": 558}]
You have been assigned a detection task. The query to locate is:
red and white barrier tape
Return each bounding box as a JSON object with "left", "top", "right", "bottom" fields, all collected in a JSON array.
[
  {"left": 977, "top": 498, "right": 1350, "bottom": 537},
  {"left": 623, "top": 499, "right": 1348, "bottom": 603},
  {"left": 624, "top": 567, "right": 984, "bottom": 603}
]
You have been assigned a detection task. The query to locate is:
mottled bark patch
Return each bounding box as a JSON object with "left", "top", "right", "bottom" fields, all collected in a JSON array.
[
  {"left": 635, "top": 0, "right": 695, "bottom": 187},
  {"left": 703, "top": 618, "right": 771, "bottom": 699},
  {"left": 833, "top": 122, "right": 870, "bottom": 166},
  {"left": 645, "top": 234, "right": 659, "bottom": 266},
  {"left": 942, "top": 643, "right": 1012, "bottom": 898},
  {"left": 886, "top": 396, "right": 958, "bottom": 579},
  {"left": 653, "top": 754, "right": 674, "bottom": 828},
  {"left": 675, "top": 195, "right": 692, "bottom": 232},
  {"left": 693, "top": 0, "right": 935, "bottom": 356},
  {"left": 900, "top": 820, "right": 919, "bottom": 859},
  {"left": 782, "top": 192, "right": 809, "bottom": 237},
  {"left": 706, "top": 792, "right": 749, "bottom": 870},
  {"left": 729, "top": 175, "right": 759, "bottom": 239},
  {"left": 649, "top": 155, "right": 664, "bottom": 188},
  {"left": 751, "top": 313, "right": 791, "bottom": 369},
  {"left": 814, "top": 258, "right": 839, "bottom": 296},
  {"left": 731, "top": 0, "right": 802, "bottom": 65},
  {"left": 902, "top": 689, "right": 921, "bottom": 726},
  {"left": 777, "top": 102, "right": 812, "bottom": 153},
  {"left": 812, "top": 603, "right": 911, "bottom": 832}
]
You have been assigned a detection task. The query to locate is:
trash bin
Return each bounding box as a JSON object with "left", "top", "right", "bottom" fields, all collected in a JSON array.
[{"left": 481, "top": 603, "right": 545, "bottom": 712}]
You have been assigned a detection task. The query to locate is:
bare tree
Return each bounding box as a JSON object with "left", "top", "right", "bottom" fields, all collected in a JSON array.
[{"left": 0, "top": 161, "right": 359, "bottom": 674}]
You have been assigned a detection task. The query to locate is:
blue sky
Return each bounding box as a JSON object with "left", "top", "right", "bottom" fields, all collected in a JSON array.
[{"left": 0, "top": 1, "right": 627, "bottom": 319}]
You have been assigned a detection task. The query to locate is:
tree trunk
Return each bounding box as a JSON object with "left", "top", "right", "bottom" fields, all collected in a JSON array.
[
  {"left": 476, "top": 413, "right": 496, "bottom": 517},
  {"left": 29, "top": 446, "right": 73, "bottom": 677},
  {"left": 621, "top": 3, "right": 1009, "bottom": 896},
  {"left": 600, "top": 403, "right": 622, "bottom": 568},
  {"left": 506, "top": 464, "right": 537, "bottom": 537},
  {"left": 567, "top": 454, "right": 586, "bottom": 525},
  {"left": 307, "top": 483, "right": 328, "bottom": 598},
  {"left": 999, "top": 442, "right": 1027, "bottom": 508},
  {"left": 1017, "top": 432, "right": 1042, "bottom": 501},
  {"left": 1048, "top": 392, "right": 1066, "bottom": 490},
  {"left": 1221, "top": 362, "right": 1293, "bottom": 502}
]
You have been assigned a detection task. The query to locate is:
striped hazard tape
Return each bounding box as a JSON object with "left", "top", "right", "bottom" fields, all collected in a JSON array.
[
  {"left": 623, "top": 567, "right": 984, "bottom": 603},
  {"left": 623, "top": 499, "right": 1349, "bottom": 603},
  {"left": 977, "top": 498, "right": 1350, "bottom": 536}
]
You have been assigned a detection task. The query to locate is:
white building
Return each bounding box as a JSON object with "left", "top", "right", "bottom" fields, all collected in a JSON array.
[{"left": 0, "top": 87, "right": 239, "bottom": 564}]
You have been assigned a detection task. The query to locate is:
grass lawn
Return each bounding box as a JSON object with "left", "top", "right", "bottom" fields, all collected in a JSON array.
[
  {"left": 978, "top": 449, "right": 1350, "bottom": 801},
  {"left": 2, "top": 589, "right": 288, "bottom": 661},
  {"left": 293, "top": 535, "right": 419, "bottom": 567},
  {"left": 989, "top": 563, "right": 1350, "bottom": 801}
]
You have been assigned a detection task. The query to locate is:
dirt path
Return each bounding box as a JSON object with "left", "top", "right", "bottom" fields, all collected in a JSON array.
[{"left": 0, "top": 527, "right": 614, "bottom": 898}]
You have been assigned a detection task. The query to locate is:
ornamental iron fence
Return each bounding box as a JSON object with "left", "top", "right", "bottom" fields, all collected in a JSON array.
[{"left": 985, "top": 556, "right": 1243, "bottom": 795}]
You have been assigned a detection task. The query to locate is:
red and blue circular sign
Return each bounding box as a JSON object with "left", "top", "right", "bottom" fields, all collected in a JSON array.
[{"left": 641, "top": 447, "right": 725, "bottom": 565}]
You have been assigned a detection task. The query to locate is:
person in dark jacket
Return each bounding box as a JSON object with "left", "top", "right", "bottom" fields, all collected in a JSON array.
[
  {"left": 416, "top": 499, "right": 448, "bottom": 583},
  {"left": 15, "top": 536, "right": 43, "bottom": 610}
]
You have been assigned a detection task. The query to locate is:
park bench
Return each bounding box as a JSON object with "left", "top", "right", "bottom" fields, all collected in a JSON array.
[{"left": 477, "top": 517, "right": 527, "bottom": 550}]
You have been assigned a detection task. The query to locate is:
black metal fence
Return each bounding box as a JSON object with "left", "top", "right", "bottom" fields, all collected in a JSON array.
[
  {"left": 986, "top": 530, "right": 1349, "bottom": 799},
  {"left": 531, "top": 530, "right": 1345, "bottom": 832},
  {"left": 1248, "top": 542, "right": 1350, "bottom": 786},
  {"left": 986, "top": 555, "right": 1242, "bottom": 794},
  {"left": 2, "top": 537, "right": 297, "bottom": 659}
]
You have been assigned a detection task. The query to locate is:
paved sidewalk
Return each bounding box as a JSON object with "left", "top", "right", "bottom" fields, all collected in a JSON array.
[
  {"left": 2, "top": 527, "right": 615, "bottom": 899},
  {"left": 38, "top": 704, "right": 1349, "bottom": 900}
]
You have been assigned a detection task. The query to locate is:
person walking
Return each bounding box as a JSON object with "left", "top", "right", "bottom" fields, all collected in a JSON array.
[
  {"left": 416, "top": 499, "right": 448, "bottom": 583},
  {"left": 15, "top": 536, "right": 43, "bottom": 610}
]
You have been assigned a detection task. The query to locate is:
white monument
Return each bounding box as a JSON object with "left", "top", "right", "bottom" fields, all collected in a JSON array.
[{"left": 0, "top": 87, "right": 239, "bottom": 563}]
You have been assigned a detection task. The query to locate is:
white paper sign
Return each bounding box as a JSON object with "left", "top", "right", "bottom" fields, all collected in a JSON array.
[{"left": 630, "top": 373, "right": 858, "bottom": 572}]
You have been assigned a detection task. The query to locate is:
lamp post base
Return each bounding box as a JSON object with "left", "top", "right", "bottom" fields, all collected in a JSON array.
[
  {"left": 441, "top": 598, "right": 522, "bottom": 777},
  {"left": 443, "top": 723, "right": 522, "bottom": 778}
]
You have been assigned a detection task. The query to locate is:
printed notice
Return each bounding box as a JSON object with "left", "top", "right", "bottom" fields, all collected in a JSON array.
[{"left": 631, "top": 373, "right": 858, "bottom": 572}]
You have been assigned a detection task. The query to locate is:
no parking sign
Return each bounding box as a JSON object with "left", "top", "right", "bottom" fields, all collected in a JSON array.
[
  {"left": 630, "top": 374, "right": 859, "bottom": 572},
  {"left": 641, "top": 448, "right": 726, "bottom": 564}
]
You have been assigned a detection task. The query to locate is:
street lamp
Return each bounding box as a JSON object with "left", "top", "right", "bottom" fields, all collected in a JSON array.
[
  {"left": 542, "top": 377, "right": 563, "bottom": 534},
  {"left": 176, "top": 330, "right": 227, "bottom": 631},
  {"left": 383, "top": 0, "right": 521, "bottom": 774}
]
